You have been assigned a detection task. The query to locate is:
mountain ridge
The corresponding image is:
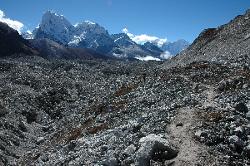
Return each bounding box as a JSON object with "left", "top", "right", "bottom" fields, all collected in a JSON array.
[
  {"left": 27, "top": 11, "right": 189, "bottom": 60},
  {"left": 0, "top": 22, "right": 38, "bottom": 57},
  {"left": 164, "top": 9, "right": 250, "bottom": 68}
]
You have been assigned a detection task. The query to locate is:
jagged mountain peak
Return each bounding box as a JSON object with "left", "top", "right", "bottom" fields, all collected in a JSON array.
[
  {"left": 111, "top": 33, "right": 136, "bottom": 47},
  {"left": 112, "top": 33, "right": 130, "bottom": 39},
  {"left": 74, "top": 21, "right": 108, "bottom": 35},
  {"left": 141, "top": 41, "right": 164, "bottom": 57},
  {"left": 40, "top": 11, "right": 73, "bottom": 29},
  {"left": 42, "top": 11, "right": 64, "bottom": 19},
  {"left": 33, "top": 11, "right": 74, "bottom": 44}
]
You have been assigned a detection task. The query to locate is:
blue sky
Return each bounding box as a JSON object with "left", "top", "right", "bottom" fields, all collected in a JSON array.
[{"left": 0, "top": 0, "right": 249, "bottom": 42}]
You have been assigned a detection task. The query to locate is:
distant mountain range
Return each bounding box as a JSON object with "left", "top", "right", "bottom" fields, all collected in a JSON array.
[
  {"left": 162, "top": 39, "right": 190, "bottom": 55},
  {"left": 0, "top": 21, "right": 112, "bottom": 60},
  {"left": 22, "top": 11, "right": 189, "bottom": 60}
]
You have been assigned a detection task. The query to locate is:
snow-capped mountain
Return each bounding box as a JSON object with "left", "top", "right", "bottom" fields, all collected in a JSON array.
[
  {"left": 29, "top": 11, "right": 189, "bottom": 60},
  {"left": 34, "top": 11, "right": 74, "bottom": 45},
  {"left": 142, "top": 42, "right": 164, "bottom": 57},
  {"left": 111, "top": 33, "right": 164, "bottom": 58},
  {"left": 161, "top": 39, "right": 190, "bottom": 56},
  {"left": 69, "top": 21, "right": 116, "bottom": 54},
  {"left": 111, "top": 33, "right": 137, "bottom": 47},
  {"left": 33, "top": 11, "right": 116, "bottom": 54}
]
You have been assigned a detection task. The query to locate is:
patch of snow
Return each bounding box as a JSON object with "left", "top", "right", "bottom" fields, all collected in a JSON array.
[
  {"left": 113, "top": 53, "right": 127, "bottom": 58},
  {"left": 94, "top": 39, "right": 99, "bottom": 47},
  {"left": 68, "top": 33, "right": 86, "bottom": 46},
  {"left": 26, "top": 30, "right": 32, "bottom": 34},
  {"left": 114, "top": 36, "right": 124, "bottom": 43},
  {"left": 135, "top": 56, "right": 161, "bottom": 61},
  {"left": 85, "top": 20, "right": 96, "bottom": 25}
]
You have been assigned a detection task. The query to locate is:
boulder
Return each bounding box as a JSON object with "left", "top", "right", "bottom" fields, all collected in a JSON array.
[
  {"left": 228, "top": 135, "right": 244, "bottom": 152},
  {"left": 195, "top": 130, "right": 208, "bottom": 140},
  {"left": 0, "top": 105, "right": 8, "bottom": 117},
  {"left": 102, "top": 157, "right": 118, "bottom": 166},
  {"left": 123, "top": 144, "right": 136, "bottom": 156},
  {"left": 244, "top": 144, "right": 250, "bottom": 158},
  {"left": 246, "top": 111, "right": 250, "bottom": 120},
  {"left": 36, "top": 137, "right": 45, "bottom": 145},
  {"left": 235, "top": 103, "right": 248, "bottom": 113},
  {"left": 234, "top": 126, "right": 244, "bottom": 136},
  {"left": 135, "top": 134, "right": 178, "bottom": 166}
]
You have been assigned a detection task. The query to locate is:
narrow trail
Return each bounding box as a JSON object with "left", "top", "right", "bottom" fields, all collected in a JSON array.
[
  {"left": 167, "top": 108, "right": 214, "bottom": 165},
  {"left": 166, "top": 79, "right": 220, "bottom": 165},
  {"left": 202, "top": 84, "right": 217, "bottom": 108}
]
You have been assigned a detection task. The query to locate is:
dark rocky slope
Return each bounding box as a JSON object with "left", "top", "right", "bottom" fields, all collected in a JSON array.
[
  {"left": 0, "top": 22, "right": 37, "bottom": 57},
  {"left": 29, "top": 38, "right": 111, "bottom": 60},
  {"left": 164, "top": 9, "right": 250, "bottom": 68}
]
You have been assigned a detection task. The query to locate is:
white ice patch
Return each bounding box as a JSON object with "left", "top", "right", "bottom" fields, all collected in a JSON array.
[
  {"left": 135, "top": 56, "right": 161, "bottom": 61},
  {"left": 114, "top": 36, "right": 124, "bottom": 43},
  {"left": 85, "top": 20, "right": 96, "bottom": 25},
  {"left": 68, "top": 33, "right": 86, "bottom": 45}
]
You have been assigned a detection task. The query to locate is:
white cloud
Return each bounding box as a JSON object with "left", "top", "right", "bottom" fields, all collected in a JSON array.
[
  {"left": 160, "top": 51, "right": 173, "bottom": 59},
  {"left": 0, "top": 10, "right": 24, "bottom": 33},
  {"left": 135, "top": 56, "right": 161, "bottom": 61},
  {"left": 122, "top": 28, "right": 167, "bottom": 47}
]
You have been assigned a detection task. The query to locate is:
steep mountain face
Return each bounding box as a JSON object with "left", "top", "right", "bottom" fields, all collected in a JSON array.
[
  {"left": 111, "top": 33, "right": 164, "bottom": 59},
  {"left": 33, "top": 11, "right": 116, "bottom": 55},
  {"left": 69, "top": 22, "right": 116, "bottom": 54},
  {"left": 0, "top": 22, "right": 37, "bottom": 57},
  {"left": 142, "top": 42, "right": 164, "bottom": 57},
  {"left": 34, "top": 11, "right": 74, "bottom": 45},
  {"left": 161, "top": 39, "right": 189, "bottom": 56},
  {"left": 165, "top": 9, "right": 250, "bottom": 68},
  {"left": 111, "top": 33, "right": 137, "bottom": 47},
  {"left": 111, "top": 33, "right": 152, "bottom": 58}
]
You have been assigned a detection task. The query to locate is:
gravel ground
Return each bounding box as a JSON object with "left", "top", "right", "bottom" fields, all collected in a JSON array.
[{"left": 0, "top": 55, "right": 249, "bottom": 165}]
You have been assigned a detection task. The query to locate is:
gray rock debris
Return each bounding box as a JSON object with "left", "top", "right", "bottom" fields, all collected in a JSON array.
[{"left": 123, "top": 144, "right": 136, "bottom": 156}]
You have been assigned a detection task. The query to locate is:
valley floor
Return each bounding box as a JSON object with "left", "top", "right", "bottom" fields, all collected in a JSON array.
[{"left": 0, "top": 56, "right": 250, "bottom": 165}]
